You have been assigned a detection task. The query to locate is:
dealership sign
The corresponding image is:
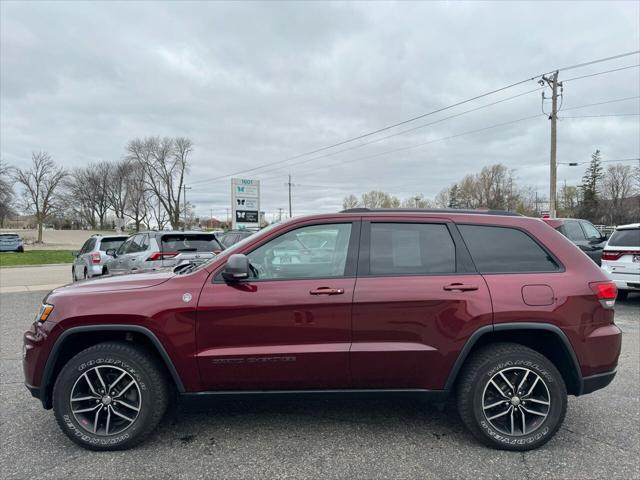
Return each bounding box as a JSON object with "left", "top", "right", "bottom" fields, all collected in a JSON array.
[{"left": 231, "top": 178, "right": 260, "bottom": 229}]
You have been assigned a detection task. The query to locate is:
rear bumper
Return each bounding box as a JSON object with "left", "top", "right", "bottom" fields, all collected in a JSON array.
[
  {"left": 601, "top": 266, "right": 640, "bottom": 291},
  {"left": 579, "top": 369, "right": 617, "bottom": 395}
]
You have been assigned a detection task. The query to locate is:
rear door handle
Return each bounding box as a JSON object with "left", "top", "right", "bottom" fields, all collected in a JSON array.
[
  {"left": 443, "top": 283, "right": 479, "bottom": 292},
  {"left": 310, "top": 287, "right": 345, "bottom": 295}
]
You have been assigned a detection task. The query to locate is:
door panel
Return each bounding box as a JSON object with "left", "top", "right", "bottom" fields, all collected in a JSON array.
[
  {"left": 196, "top": 220, "right": 360, "bottom": 391},
  {"left": 351, "top": 274, "right": 492, "bottom": 389},
  {"left": 196, "top": 278, "right": 354, "bottom": 390}
]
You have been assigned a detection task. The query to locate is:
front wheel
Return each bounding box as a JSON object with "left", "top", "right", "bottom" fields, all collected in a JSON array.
[
  {"left": 52, "top": 342, "right": 169, "bottom": 450},
  {"left": 457, "top": 343, "right": 567, "bottom": 451}
]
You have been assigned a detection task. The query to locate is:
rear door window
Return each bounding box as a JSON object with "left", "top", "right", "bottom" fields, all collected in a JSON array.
[
  {"left": 458, "top": 225, "right": 559, "bottom": 273},
  {"left": 369, "top": 223, "right": 455, "bottom": 275},
  {"left": 608, "top": 228, "right": 640, "bottom": 247},
  {"left": 161, "top": 234, "right": 221, "bottom": 253}
]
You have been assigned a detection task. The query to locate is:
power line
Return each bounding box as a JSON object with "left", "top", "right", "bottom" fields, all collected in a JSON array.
[
  {"left": 563, "top": 64, "right": 640, "bottom": 82},
  {"left": 562, "top": 95, "right": 640, "bottom": 111},
  {"left": 560, "top": 113, "right": 640, "bottom": 119},
  {"left": 558, "top": 158, "right": 640, "bottom": 166},
  {"left": 189, "top": 51, "right": 640, "bottom": 186}
]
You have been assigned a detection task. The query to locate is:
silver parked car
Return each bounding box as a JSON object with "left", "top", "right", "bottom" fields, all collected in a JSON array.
[
  {"left": 103, "top": 231, "right": 224, "bottom": 275},
  {"left": 0, "top": 232, "right": 24, "bottom": 252},
  {"left": 72, "top": 234, "right": 129, "bottom": 281}
]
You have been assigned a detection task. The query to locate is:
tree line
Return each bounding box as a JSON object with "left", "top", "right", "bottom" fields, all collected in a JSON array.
[
  {"left": 343, "top": 151, "right": 639, "bottom": 225},
  {"left": 0, "top": 137, "right": 192, "bottom": 242}
]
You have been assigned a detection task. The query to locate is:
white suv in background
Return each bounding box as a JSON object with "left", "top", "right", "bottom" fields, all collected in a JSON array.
[{"left": 601, "top": 223, "right": 640, "bottom": 300}]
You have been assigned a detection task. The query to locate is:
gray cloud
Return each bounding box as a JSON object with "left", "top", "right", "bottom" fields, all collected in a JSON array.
[{"left": 2, "top": 1, "right": 639, "bottom": 220}]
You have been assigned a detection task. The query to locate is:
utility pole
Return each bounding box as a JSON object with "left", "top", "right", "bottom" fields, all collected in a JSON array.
[
  {"left": 286, "top": 174, "right": 293, "bottom": 218},
  {"left": 277, "top": 208, "right": 283, "bottom": 221},
  {"left": 541, "top": 71, "right": 562, "bottom": 218}
]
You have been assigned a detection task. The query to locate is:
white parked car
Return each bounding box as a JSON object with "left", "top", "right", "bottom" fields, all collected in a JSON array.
[{"left": 601, "top": 223, "right": 640, "bottom": 300}]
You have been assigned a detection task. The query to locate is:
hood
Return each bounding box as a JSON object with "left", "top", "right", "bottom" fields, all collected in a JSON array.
[{"left": 51, "top": 269, "right": 175, "bottom": 295}]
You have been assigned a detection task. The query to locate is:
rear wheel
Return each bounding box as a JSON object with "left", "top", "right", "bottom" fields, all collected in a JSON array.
[
  {"left": 83, "top": 267, "right": 88, "bottom": 280},
  {"left": 71, "top": 267, "right": 76, "bottom": 281},
  {"left": 52, "top": 342, "right": 169, "bottom": 450},
  {"left": 457, "top": 343, "right": 567, "bottom": 451}
]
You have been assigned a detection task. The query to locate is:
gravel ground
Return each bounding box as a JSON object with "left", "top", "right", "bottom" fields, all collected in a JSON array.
[{"left": 1, "top": 291, "right": 638, "bottom": 480}]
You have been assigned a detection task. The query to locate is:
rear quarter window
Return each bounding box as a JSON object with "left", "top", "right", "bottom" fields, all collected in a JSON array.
[
  {"left": 458, "top": 224, "right": 559, "bottom": 273},
  {"left": 608, "top": 228, "right": 640, "bottom": 247}
]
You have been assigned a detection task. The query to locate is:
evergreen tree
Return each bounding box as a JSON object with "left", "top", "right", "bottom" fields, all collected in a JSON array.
[{"left": 579, "top": 149, "right": 603, "bottom": 221}]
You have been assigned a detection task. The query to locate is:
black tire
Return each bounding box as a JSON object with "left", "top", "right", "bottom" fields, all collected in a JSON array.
[
  {"left": 457, "top": 342, "right": 567, "bottom": 451},
  {"left": 103, "top": 266, "right": 109, "bottom": 276},
  {"left": 52, "top": 341, "right": 169, "bottom": 451},
  {"left": 617, "top": 290, "right": 629, "bottom": 301},
  {"left": 71, "top": 267, "right": 76, "bottom": 282},
  {"left": 83, "top": 267, "right": 88, "bottom": 280},
  {"left": 17, "top": 246, "right": 24, "bottom": 253}
]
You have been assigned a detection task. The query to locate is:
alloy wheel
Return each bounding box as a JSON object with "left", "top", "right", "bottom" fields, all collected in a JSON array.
[
  {"left": 481, "top": 367, "right": 550, "bottom": 436},
  {"left": 70, "top": 366, "right": 141, "bottom": 436}
]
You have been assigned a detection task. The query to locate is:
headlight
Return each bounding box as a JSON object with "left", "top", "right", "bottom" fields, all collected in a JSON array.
[{"left": 36, "top": 303, "right": 54, "bottom": 323}]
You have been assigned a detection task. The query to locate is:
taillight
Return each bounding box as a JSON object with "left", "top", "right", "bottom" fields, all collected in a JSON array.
[
  {"left": 602, "top": 250, "right": 640, "bottom": 261},
  {"left": 589, "top": 281, "right": 618, "bottom": 309},
  {"left": 147, "top": 252, "right": 178, "bottom": 261},
  {"left": 90, "top": 252, "right": 101, "bottom": 264}
]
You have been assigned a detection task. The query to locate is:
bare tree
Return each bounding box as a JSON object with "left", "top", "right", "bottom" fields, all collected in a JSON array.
[
  {"left": 128, "top": 136, "right": 192, "bottom": 230},
  {"left": 0, "top": 158, "right": 15, "bottom": 227},
  {"left": 13, "top": 152, "right": 67, "bottom": 242},
  {"left": 64, "top": 161, "right": 112, "bottom": 229},
  {"left": 107, "top": 159, "right": 133, "bottom": 230},
  {"left": 342, "top": 194, "right": 359, "bottom": 210},
  {"left": 400, "top": 194, "right": 433, "bottom": 208},
  {"left": 124, "top": 162, "right": 149, "bottom": 232},
  {"left": 360, "top": 190, "right": 400, "bottom": 208},
  {"left": 601, "top": 164, "right": 635, "bottom": 225}
]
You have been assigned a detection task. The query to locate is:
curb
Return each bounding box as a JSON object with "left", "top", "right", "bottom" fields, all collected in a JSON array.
[{"left": 0, "top": 263, "right": 72, "bottom": 269}]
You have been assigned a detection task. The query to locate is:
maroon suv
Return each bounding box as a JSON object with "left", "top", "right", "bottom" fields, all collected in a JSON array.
[{"left": 23, "top": 209, "right": 621, "bottom": 451}]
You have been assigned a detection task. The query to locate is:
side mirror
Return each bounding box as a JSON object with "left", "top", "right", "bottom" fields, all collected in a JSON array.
[
  {"left": 106, "top": 248, "right": 117, "bottom": 257},
  {"left": 221, "top": 254, "right": 250, "bottom": 282},
  {"left": 71, "top": 250, "right": 79, "bottom": 257},
  {"left": 213, "top": 249, "right": 222, "bottom": 255}
]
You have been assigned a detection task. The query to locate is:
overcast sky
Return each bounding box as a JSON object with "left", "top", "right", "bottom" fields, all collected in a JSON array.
[{"left": 2, "top": 1, "right": 639, "bottom": 221}]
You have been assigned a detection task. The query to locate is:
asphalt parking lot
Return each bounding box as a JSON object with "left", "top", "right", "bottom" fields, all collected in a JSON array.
[{"left": 1, "top": 291, "right": 638, "bottom": 480}]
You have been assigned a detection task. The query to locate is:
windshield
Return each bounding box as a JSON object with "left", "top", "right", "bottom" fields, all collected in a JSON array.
[{"left": 188, "top": 223, "right": 283, "bottom": 273}]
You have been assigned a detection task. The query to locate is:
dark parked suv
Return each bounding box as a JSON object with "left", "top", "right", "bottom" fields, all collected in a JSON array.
[{"left": 23, "top": 209, "right": 621, "bottom": 451}]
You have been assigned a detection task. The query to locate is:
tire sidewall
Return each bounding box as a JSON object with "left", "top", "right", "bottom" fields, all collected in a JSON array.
[
  {"left": 471, "top": 354, "right": 566, "bottom": 449},
  {"left": 53, "top": 348, "right": 156, "bottom": 449}
]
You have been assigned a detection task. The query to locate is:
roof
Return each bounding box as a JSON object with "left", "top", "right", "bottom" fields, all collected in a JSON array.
[
  {"left": 615, "top": 223, "right": 640, "bottom": 230},
  {"left": 340, "top": 208, "right": 522, "bottom": 217}
]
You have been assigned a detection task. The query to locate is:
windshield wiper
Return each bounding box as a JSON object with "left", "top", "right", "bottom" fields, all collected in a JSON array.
[{"left": 173, "top": 261, "right": 198, "bottom": 274}]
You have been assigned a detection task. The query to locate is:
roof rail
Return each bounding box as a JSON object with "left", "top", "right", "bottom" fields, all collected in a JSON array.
[{"left": 339, "top": 208, "right": 522, "bottom": 217}]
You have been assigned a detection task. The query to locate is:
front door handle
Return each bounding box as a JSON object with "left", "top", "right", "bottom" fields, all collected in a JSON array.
[
  {"left": 443, "top": 283, "right": 479, "bottom": 292},
  {"left": 310, "top": 287, "right": 344, "bottom": 295}
]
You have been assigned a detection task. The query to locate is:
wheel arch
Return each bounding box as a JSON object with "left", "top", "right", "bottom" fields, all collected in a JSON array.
[
  {"left": 445, "top": 323, "right": 583, "bottom": 396},
  {"left": 40, "top": 325, "right": 185, "bottom": 409}
]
